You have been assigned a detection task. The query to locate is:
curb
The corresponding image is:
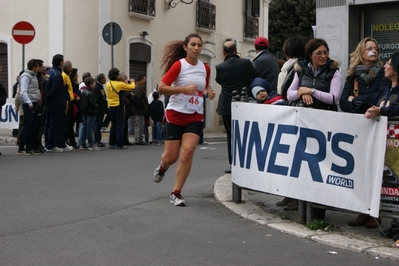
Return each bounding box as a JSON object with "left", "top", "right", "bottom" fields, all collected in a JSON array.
[{"left": 213, "top": 174, "right": 399, "bottom": 261}]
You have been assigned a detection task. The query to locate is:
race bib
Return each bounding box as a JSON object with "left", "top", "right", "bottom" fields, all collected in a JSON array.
[{"left": 183, "top": 91, "right": 204, "bottom": 111}]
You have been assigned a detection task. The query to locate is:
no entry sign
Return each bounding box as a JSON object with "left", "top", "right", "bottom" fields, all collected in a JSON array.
[{"left": 12, "top": 21, "right": 35, "bottom": 44}]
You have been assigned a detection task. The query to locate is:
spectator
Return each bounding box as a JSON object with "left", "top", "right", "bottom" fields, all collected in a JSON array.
[
  {"left": 44, "top": 54, "right": 68, "bottom": 153},
  {"left": 60, "top": 60, "right": 74, "bottom": 151},
  {"left": 105, "top": 67, "right": 135, "bottom": 149},
  {"left": 364, "top": 52, "right": 399, "bottom": 231},
  {"left": 287, "top": 38, "right": 342, "bottom": 218},
  {"left": 67, "top": 68, "right": 81, "bottom": 149},
  {"left": 149, "top": 91, "right": 164, "bottom": 145},
  {"left": 249, "top": 77, "right": 285, "bottom": 105},
  {"left": 32, "top": 59, "right": 48, "bottom": 154},
  {"left": 79, "top": 72, "right": 92, "bottom": 91},
  {"left": 17, "top": 59, "right": 40, "bottom": 155},
  {"left": 277, "top": 36, "right": 306, "bottom": 99},
  {"left": 78, "top": 77, "right": 99, "bottom": 151},
  {"left": 94, "top": 73, "right": 107, "bottom": 147},
  {"left": 215, "top": 40, "right": 258, "bottom": 174},
  {"left": 253, "top": 36, "right": 280, "bottom": 91},
  {"left": 340, "top": 37, "right": 390, "bottom": 114},
  {"left": 133, "top": 74, "right": 150, "bottom": 145}
]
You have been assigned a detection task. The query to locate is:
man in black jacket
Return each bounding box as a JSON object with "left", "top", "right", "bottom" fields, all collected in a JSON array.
[
  {"left": 253, "top": 37, "right": 280, "bottom": 91},
  {"left": 215, "top": 40, "right": 258, "bottom": 173}
]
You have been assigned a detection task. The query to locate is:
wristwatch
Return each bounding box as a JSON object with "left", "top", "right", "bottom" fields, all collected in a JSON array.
[{"left": 310, "top": 88, "right": 316, "bottom": 95}]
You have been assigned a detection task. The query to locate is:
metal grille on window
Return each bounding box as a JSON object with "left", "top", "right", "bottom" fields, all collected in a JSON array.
[
  {"left": 129, "top": 0, "right": 155, "bottom": 17},
  {"left": 196, "top": 0, "right": 216, "bottom": 30},
  {"left": 244, "top": 0, "right": 259, "bottom": 39}
]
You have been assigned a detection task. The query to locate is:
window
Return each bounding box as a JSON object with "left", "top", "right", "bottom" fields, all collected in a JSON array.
[
  {"left": 196, "top": 0, "right": 216, "bottom": 32},
  {"left": 244, "top": 0, "right": 259, "bottom": 39},
  {"left": 129, "top": 0, "right": 155, "bottom": 18}
]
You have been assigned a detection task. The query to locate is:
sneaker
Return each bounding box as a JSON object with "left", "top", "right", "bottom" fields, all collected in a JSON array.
[
  {"left": 114, "top": 146, "right": 128, "bottom": 149},
  {"left": 101, "top": 127, "right": 110, "bottom": 132},
  {"left": 63, "top": 144, "right": 73, "bottom": 152},
  {"left": 17, "top": 150, "right": 31, "bottom": 156},
  {"left": 46, "top": 147, "right": 64, "bottom": 153},
  {"left": 96, "top": 142, "right": 105, "bottom": 147},
  {"left": 88, "top": 146, "right": 101, "bottom": 151},
  {"left": 170, "top": 193, "right": 186, "bottom": 206},
  {"left": 154, "top": 162, "right": 167, "bottom": 183},
  {"left": 79, "top": 146, "right": 87, "bottom": 150},
  {"left": 31, "top": 149, "right": 41, "bottom": 155}
]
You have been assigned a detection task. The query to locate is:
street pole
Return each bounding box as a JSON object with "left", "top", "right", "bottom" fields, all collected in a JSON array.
[{"left": 110, "top": 22, "right": 114, "bottom": 69}]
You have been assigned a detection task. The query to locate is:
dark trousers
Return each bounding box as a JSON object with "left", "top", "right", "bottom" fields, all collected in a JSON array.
[
  {"left": 123, "top": 115, "right": 130, "bottom": 144},
  {"left": 45, "top": 111, "right": 64, "bottom": 149},
  {"left": 222, "top": 115, "right": 232, "bottom": 165},
  {"left": 109, "top": 106, "right": 124, "bottom": 147},
  {"left": 32, "top": 107, "right": 45, "bottom": 150},
  {"left": 18, "top": 104, "right": 38, "bottom": 151},
  {"left": 94, "top": 108, "right": 105, "bottom": 144},
  {"left": 102, "top": 112, "right": 110, "bottom": 127},
  {"left": 67, "top": 116, "right": 77, "bottom": 146}
]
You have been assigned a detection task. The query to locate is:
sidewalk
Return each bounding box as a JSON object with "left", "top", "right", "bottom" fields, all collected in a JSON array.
[
  {"left": 1, "top": 127, "right": 399, "bottom": 260},
  {"left": 214, "top": 174, "right": 399, "bottom": 261}
]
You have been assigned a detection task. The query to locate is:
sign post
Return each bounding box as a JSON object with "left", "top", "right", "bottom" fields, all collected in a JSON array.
[
  {"left": 12, "top": 21, "right": 35, "bottom": 71},
  {"left": 102, "top": 22, "right": 122, "bottom": 69}
]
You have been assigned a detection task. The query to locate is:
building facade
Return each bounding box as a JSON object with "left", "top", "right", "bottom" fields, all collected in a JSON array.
[
  {"left": 316, "top": 0, "right": 399, "bottom": 79},
  {"left": 0, "top": 0, "right": 272, "bottom": 133}
]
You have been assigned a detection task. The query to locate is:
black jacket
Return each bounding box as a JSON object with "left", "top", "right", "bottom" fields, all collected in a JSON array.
[
  {"left": 253, "top": 49, "right": 280, "bottom": 91},
  {"left": 215, "top": 54, "right": 258, "bottom": 116},
  {"left": 80, "top": 89, "right": 98, "bottom": 117},
  {"left": 340, "top": 70, "right": 390, "bottom": 113},
  {"left": 132, "top": 84, "right": 149, "bottom": 116},
  {"left": 45, "top": 66, "right": 69, "bottom": 113},
  {"left": 372, "top": 84, "right": 399, "bottom": 117},
  {"left": 149, "top": 99, "right": 164, "bottom": 122},
  {"left": 94, "top": 81, "right": 107, "bottom": 111},
  {"left": 0, "top": 81, "right": 6, "bottom": 107}
]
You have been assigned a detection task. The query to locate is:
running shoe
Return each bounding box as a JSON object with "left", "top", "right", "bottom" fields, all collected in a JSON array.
[
  {"left": 88, "top": 146, "right": 101, "bottom": 151},
  {"left": 63, "top": 144, "right": 73, "bottom": 152},
  {"left": 17, "top": 150, "right": 31, "bottom": 156},
  {"left": 46, "top": 147, "right": 64, "bottom": 153},
  {"left": 170, "top": 193, "right": 186, "bottom": 206},
  {"left": 154, "top": 162, "right": 167, "bottom": 183}
]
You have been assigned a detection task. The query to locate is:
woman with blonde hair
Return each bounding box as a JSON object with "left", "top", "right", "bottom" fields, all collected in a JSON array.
[{"left": 340, "top": 37, "right": 390, "bottom": 113}]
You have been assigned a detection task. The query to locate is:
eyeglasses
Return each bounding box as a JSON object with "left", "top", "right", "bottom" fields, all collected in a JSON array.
[{"left": 313, "top": 50, "right": 329, "bottom": 56}]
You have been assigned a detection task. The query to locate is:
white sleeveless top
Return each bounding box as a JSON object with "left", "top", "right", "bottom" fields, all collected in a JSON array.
[{"left": 166, "top": 59, "right": 206, "bottom": 114}]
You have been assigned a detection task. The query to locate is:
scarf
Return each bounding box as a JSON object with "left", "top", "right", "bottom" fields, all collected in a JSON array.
[{"left": 353, "top": 64, "right": 381, "bottom": 84}]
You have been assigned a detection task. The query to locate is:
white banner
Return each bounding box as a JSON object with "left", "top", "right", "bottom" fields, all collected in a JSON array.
[
  {"left": 232, "top": 103, "right": 387, "bottom": 217},
  {"left": 0, "top": 99, "right": 19, "bottom": 129}
]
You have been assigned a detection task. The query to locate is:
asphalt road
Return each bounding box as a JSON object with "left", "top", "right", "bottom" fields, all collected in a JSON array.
[{"left": 0, "top": 142, "right": 396, "bottom": 265}]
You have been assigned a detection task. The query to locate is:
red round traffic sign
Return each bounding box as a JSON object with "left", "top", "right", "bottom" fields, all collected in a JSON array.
[{"left": 12, "top": 21, "right": 35, "bottom": 44}]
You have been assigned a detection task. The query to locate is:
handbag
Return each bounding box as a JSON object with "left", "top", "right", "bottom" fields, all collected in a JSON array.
[{"left": 110, "top": 81, "right": 130, "bottom": 106}]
